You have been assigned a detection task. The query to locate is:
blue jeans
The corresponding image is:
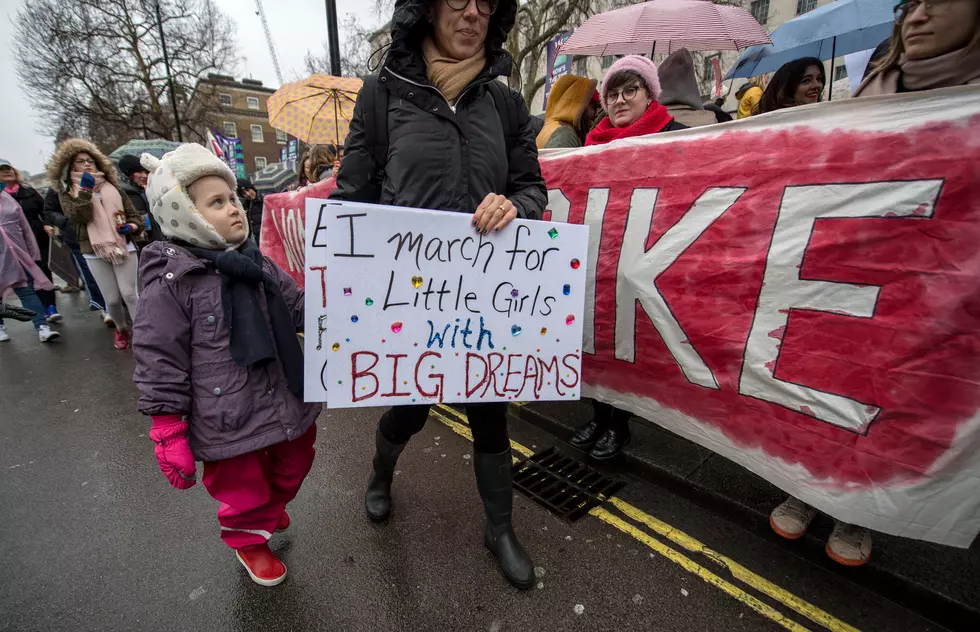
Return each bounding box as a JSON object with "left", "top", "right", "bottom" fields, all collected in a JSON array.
[
  {"left": 1, "top": 279, "right": 47, "bottom": 329},
  {"left": 69, "top": 245, "right": 106, "bottom": 311}
]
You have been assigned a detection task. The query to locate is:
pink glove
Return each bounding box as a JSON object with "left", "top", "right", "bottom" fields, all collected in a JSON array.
[{"left": 149, "top": 415, "right": 197, "bottom": 490}]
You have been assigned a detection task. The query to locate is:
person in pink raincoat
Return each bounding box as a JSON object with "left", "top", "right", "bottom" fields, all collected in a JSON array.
[{"left": 0, "top": 190, "right": 61, "bottom": 343}]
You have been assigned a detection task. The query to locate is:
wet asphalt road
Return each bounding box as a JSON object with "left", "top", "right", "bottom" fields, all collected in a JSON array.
[{"left": 1, "top": 294, "right": 945, "bottom": 631}]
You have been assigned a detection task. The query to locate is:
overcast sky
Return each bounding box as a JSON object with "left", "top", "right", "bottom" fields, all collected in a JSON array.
[{"left": 1, "top": 0, "right": 383, "bottom": 176}]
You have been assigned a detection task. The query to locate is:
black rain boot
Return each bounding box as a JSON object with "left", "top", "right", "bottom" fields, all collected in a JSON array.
[
  {"left": 474, "top": 449, "right": 535, "bottom": 590},
  {"left": 364, "top": 424, "right": 407, "bottom": 522}
]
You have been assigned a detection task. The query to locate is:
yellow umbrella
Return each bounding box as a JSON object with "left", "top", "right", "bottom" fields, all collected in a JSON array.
[{"left": 268, "top": 74, "right": 364, "bottom": 147}]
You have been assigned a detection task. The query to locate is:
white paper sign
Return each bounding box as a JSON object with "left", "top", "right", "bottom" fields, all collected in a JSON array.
[{"left": 304, "top": 200, "right": 589, "bottom": 407}]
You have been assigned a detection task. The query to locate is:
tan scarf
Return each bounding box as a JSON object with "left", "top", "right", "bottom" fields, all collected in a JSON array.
[
  {"left": 854, "top": 44, "right": 980, "bottom": 97},
  {"left": 422, "top": 37, "right": 486, "bottom": 104},
  {"left": 71, "top": 171, "right": 129, "bottom": 265}
]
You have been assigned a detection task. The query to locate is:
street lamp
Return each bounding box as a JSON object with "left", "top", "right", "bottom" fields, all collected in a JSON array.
[{"left": 324, "top": 0, "right": 342, "bottom": 76}]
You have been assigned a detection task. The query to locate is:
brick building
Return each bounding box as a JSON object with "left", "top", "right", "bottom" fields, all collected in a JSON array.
[{"left": 184, "top": 74, "right": 291, "bottom": 175}]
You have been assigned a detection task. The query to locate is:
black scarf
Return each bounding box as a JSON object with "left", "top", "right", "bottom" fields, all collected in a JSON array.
[{"left": 188, "top": 241, "right": 304, "bottom": 396}]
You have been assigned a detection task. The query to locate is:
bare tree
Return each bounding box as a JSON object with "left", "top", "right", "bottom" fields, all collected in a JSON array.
[
  {"left": 303, "top": 15, "right": 382, "bottom": 79},
  {"left": 506, "top": 0, "right": 605, "bottom": 107},
  {"left": 304, "top": 2, "right": 393, "bottom": 80},
  {"left": 14, "top": 0, "right": 239, "bottom": 150}
]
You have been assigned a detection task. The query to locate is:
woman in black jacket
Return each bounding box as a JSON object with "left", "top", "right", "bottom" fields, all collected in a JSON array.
[
  {"left": 331, "top": 0, "right": 546, "bottom": 590},
  {"left": 0, "top": 159, "right": 60, "bottom": 321}
]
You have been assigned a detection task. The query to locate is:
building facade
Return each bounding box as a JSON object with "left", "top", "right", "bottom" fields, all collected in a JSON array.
[{"left": 184, "top": 74, "right": 292, "bottom": 176}]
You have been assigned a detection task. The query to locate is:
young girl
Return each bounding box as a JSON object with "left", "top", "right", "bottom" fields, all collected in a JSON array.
[
  {"left": 132, "top": 143, "right": 320, "bottom": 587},
  {"left": 0, "top": 189, "right": 60, "bottom": 343}
]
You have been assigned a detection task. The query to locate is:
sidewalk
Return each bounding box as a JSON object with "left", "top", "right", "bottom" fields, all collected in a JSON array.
[{"left": 512, "top": 400, "right": 980, "bottom": 632}]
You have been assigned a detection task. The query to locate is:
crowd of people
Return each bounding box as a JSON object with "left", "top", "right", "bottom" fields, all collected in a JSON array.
[{"left": 1, "top": 0, "right": 977, "bottom": 588}]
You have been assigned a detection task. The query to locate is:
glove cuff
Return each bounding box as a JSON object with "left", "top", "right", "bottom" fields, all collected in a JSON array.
[{"left": 150, "top": 415, "right": 189, "bottom": 443}]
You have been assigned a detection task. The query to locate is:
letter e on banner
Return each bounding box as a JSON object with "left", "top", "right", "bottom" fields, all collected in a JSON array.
[{"left": 739, "top": 180, "right": 943, "bottom": 433}]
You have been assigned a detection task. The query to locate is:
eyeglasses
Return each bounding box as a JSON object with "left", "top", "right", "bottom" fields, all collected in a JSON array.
[
  {"left": 606, "top": 85, "right": 642, "bottom": 104},
  {"left": 446, "top": 0, "right": 498, "bottom": 17},
  {"left": 893, "top": 0, "right": 955, "bottom": 23},
  {"left": 73, "top": 158, "right": 96, "bottom": 166}
]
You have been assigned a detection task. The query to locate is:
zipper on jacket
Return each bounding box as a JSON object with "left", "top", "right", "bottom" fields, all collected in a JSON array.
[{"left": 385, "top": 68, "right": 489, "bottom": 113}]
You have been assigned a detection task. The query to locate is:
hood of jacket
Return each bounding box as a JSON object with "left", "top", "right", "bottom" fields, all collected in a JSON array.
[
  {"left": 537, "top": 75, "right": 596, "bottom": 148},
  {"left": 46, "top": 138, "right": 119, "bottom": 195},
  {"left": 657, "top": 48, "right": 704, "bottom": 111},
  {"left": 383, "top": 0, "right": 517, "bottom": 83}
]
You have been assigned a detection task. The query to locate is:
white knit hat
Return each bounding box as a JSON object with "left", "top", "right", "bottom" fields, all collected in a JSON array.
[{"left": 141, "top": 143, "right": 249, "bottom": 249}]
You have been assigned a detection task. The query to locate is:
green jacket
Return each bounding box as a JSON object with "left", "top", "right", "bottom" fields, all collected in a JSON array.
[{"left": 543, "top": 123, "right": 584, "bottom": 149}]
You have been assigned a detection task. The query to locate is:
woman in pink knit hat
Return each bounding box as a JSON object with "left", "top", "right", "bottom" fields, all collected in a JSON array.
[
  {"left": 570, "top": 55, "right": 687, "bottom": 461},
  {"left": 586, "top": 54, "right": 687, "bottom": 146}
]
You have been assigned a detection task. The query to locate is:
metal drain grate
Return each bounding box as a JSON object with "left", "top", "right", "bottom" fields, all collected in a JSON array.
[{"left": 512, "top": 447, "right": 625, "bottom": 521}]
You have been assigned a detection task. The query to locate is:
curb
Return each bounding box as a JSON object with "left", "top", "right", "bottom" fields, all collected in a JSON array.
[{"left": 509, "top": 402, "right": 980, "bottom": 632}]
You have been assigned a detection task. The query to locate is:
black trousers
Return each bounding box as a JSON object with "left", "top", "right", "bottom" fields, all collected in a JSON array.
[
  {"left": 379, "top": 402, "right": 511, "bottom": 454},
  {"left": 34, "top": 238, "right": 56, "bottom": 309},
  {"left": 592, "top": 400, "right": 632, "bottom": 435}
]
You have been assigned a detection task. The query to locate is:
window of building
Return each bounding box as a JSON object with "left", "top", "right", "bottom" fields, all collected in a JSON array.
[
  {"left": 834, "top": 65, "right": 848, "bottom": 81},
  {"left": 218, "top": 93, "right": 233, "bottom": 107},
  {"left": 750, "top": 0, "right": 769, "bottom": 24},
  {"left": 276, "top": 129, "right": 287, "bottom": 144},
  {"left": 796, "top": 0, "right": 817, "bottom": 14},
  {"left": 574, "top": 57, "right": 588, "bottom": 76},
  {"left": 246, "top": 96, "right": 260, "bottom": 110},
  {"left": 222, "top": 121, "right": 237, "bottom": 138},
  {"left": 251, "top": 124, "right": 264, "bottom": 143},
  {"left": 255, "top": 156, "right": 267, "bottom": 171},
  {"left": 601, "top": 55, "right": 615, "bottom": 70}
]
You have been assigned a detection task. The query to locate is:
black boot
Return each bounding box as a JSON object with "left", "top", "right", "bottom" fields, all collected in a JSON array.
[
  {"left": 474, "top": 449, "right": 534, "bottom": 590},
  {"left": 364, "top": 424, "right": 406, "bottom": 522}
]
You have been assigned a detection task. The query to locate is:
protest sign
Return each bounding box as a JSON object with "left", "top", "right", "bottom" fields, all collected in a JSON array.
[
  {"left": 303, "top": 201, "right": 589, "bottom": 408},
  {"left": 266, "top": 87, "right": 980, "bottom": 546},
  {"left": 544, "top": 31, "right": 574, "bottom": 108}
]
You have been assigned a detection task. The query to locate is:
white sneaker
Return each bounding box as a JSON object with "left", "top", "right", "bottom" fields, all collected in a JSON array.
[
  {"left": 826, "top": 521, "right": 872, "bottom": 567},
  {"left": 769, "top": 496, "right": 818, "bottom": 540},
  {"left": 38, "top": 325, "right": 61, "bottom": 343},
  {"left": 0, "top": 324, "right": 9, "bottom": 342},
  {"left": 103, "top": 311, "right": 114, "bottom": 327}
]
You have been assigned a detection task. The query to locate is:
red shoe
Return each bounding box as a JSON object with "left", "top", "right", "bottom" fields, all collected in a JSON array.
[
  {"left": 236, "top": 544, "right": 287, "bottom": 586},
  {"left": 276, "top": 510, "right": 290, "bottom": 532},
  {"left": 113, "top": 329, "right": 130, "bottom": 350}
]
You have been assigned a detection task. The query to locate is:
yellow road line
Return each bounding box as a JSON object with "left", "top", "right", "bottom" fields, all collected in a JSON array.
[
  {"left": 607, "top": 498, "right": 859, "bottom": 632},
  {"left": 433, "top": 404, "right": 533, "bottom": 458},
  {"left": 590, "top": 506, "right": 812, "bottom": 632},
  {"left": 430, "top": 403, "right": 854, "bottom": 632}
]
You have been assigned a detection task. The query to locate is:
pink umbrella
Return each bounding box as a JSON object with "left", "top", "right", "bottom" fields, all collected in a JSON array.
[{"left": 558, "top": 0, "right": 771, "bottom": 57}]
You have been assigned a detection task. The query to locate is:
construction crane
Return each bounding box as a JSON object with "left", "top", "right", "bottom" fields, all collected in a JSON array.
[{"left": 254, "top": 0, "right": 284, "bottom": 85}]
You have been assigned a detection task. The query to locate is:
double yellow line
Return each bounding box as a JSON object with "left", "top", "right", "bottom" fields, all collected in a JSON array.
[{"left": 430, "top": 404, "right": 860, "bottom": 632}]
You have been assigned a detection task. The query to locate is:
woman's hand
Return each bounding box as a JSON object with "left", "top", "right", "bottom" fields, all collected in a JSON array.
[
  {"left": 333, "top": 160, "right": 341, "bottom": 178},
  {"left": 44, "top": 226, "right": 57, "bottom": 238},
  {"left": 472, "top": 193, "right": 518, "bottom": 234},
  {"left": 79, "top": 172, "right": 96, "bottom": 191}
]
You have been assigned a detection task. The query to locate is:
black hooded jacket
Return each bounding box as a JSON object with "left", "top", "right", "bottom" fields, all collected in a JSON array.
[{"left": 330, "top": 0, "right": 546, "bottom": 219}]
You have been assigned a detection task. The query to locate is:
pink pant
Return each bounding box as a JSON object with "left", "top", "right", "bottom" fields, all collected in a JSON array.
[{"left": 202, "top": 425, "right": 317, "bottom": 550}]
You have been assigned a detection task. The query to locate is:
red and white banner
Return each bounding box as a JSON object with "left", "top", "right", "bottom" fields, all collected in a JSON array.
[{"left": 262, "top": 86, "right": 980, "bottom": 547}]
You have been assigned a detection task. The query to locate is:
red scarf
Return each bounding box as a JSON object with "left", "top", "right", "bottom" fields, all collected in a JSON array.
[{"left": 586, "top": 101, "right": 674, "bottom": 146}]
